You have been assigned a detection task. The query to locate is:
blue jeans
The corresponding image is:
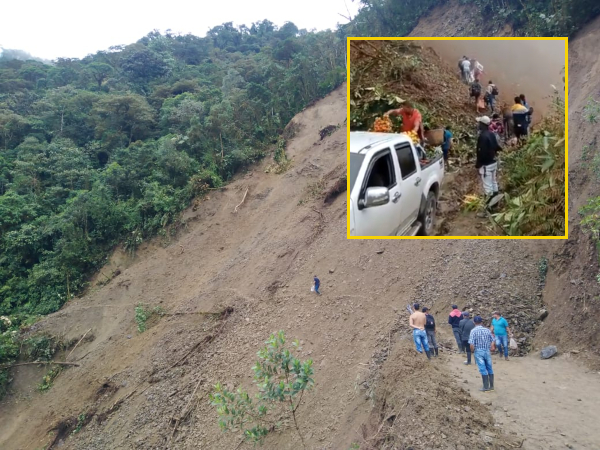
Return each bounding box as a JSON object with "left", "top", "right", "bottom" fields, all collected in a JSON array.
[
  {"left": 474, "top": 349, "right": 494, "bottom": 376},
  {"left": 488, "top": 95, "right": 495, "bottom": 112},
  {"left": 314, "top": 284, "right": 320, "bottom": 294},
  {"left": 413, "top": 329, "right": 430, "bottom": 353},
  {"left": 495, "top": 335, "right": 508, "bottom": 357}
]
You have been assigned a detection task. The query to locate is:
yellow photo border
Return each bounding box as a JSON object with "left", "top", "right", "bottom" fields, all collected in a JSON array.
[{"left": 346, "top": 36, "right": 568, "bottom": 240}]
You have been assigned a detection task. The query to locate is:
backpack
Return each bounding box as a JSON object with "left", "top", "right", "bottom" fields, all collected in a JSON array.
[
  {"left": 491, "top": 85, "right": 499, "bottom": 96},
  {"left": 426, "top": 314, "right": 435, "bottom": 329},
  {"left": 470, "top": 83, "right": 481, "bottom": 97}
]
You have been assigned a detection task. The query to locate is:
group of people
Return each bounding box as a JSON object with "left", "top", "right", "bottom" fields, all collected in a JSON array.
[
  {"left": 474, "top": 93, "right": 533, "bottom": 211},
  {"left": 469, "top": 79, "right": 499, "bottom": 114},
  {"left": 409, "top": 303, "right": 514, "bottom": 392}
]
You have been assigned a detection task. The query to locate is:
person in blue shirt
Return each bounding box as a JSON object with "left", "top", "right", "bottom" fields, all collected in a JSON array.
[
  {"left": 313, "top": 275, "right": 321, "bottom": 295},
  {"left": 442, "top": 125, "right": 453, "bottom": 169},
  {"left": 490, "top": 311, "right": 513, "bottom": 360}
]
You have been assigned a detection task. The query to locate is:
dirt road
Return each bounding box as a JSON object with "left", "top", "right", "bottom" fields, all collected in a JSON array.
[{"left": 446, "top": 344, "right": 600, "bottom": 450}]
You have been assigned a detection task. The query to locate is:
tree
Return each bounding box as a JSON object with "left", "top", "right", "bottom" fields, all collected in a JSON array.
[
  {"left": 86, "top": 62, "right": 114, "bottom": 88},
  {"left": 91, "top": 94, "right": 156, "bottom": 147},
  {"left": 210, "top": 331, "right": 314, "bottom": 447}
]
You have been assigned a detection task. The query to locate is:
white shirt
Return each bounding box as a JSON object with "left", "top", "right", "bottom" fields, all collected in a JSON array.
[{"left": 461, "top": 60, "right": 471, "bottom": 71}]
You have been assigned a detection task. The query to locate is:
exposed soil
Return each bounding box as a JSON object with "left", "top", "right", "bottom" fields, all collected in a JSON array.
[{"left": 0, "top": 11, "right": 597, "bottom": 450}]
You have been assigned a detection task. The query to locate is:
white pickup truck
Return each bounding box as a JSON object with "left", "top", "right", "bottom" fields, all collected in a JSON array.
[{"left": 349, "top": 132, "right": 444, "bottom": 237}]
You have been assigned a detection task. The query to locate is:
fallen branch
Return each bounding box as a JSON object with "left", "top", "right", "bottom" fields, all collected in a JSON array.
[
  {"left": 234, "top": 188, "right": 249, "bottom": 213},
  {"left": 66, "top": 328, "right": 92, "bottom": 361},
  {"left": 169, "top": 376, "right": 204, "bottom": 443},
  {"left": 0, "top": 361, "right": 80, "bottom": 370}
]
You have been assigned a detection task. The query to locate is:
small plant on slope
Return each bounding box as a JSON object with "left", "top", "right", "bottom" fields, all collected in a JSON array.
[{"left": 209, "top": 330, "right": 314, "bottom": 447}]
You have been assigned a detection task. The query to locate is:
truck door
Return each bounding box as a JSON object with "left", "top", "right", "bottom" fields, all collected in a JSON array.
[
  {"left": 394, "top": 142, "right": 422, "bottom": 234},
  {"left": 354, "top": 148, "right": 403, "bottom": 236}
]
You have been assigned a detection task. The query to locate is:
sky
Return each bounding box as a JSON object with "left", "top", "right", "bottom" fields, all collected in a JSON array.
[{"left": 0, "top": 0, "right": 362, "bottom": 60}]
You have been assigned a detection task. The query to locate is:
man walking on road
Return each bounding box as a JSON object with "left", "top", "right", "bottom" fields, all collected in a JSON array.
[
  {"left": 409, "top": 303, "right": 431, "bottom": 360},
  {"left": 459, "top": 311, "right": 475, "bottom": 365},
  {"left": 490, "top": 311, "right": 513, "bottom": 360},
  {"left": 423, "top": 307, "right": 438, "bottom": 357},
  {"left": 448, "top": 305, "right": 464, "bottom": 353},
  {"left": 469, "top": 316, "right": 496, "bottom": 392}
]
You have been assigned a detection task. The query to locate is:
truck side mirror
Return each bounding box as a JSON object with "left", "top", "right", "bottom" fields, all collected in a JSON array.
[{"left": 361, "top": 186, "right": 389, "bottom": 208}]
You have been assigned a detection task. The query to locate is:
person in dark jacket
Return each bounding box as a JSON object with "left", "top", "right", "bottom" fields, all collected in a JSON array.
[
  {"left": 459, "top": 312, "right": 476, "bottom": 365},
  {"left": 512, "top": 97, "right": 529, "bottom": 142},
  {"left": 423, "top": 307, "right": 438, "bottom": 357},
  {"left": 475, "top": 116, "right": 502, "bottom": 207},
  {"left": 448, "top": 304, "right": 464, "bottom": 353}
]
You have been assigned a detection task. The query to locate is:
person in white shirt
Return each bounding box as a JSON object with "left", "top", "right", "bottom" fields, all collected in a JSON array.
[{"left": 460, "top": 56, "right": 471, "bottom": 83}]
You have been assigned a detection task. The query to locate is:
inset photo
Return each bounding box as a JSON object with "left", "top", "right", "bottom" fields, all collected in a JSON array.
[{"left": 347, "top": 38, "right": 567, "bottom": 238}]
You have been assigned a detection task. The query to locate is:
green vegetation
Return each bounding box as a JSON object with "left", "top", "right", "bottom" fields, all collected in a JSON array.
[
  {"left": 72, "top": 413, "right": 87, "bottom": 435},
  {"left": 345, "top": 0, "right": 600, "bottom": 37},
  {"left": 38, "top": 365, "right": 62, "bottom": 391},
  {"left": 135, "top": 303, "right": 164, "bottom": 332},
  {"left": 210, "top": 331, "right": 314, "bottom": 447},
  {"left": 0, "top": 24, "right": 345, "bottom": 322},
  {"left": 492, "top": 90, "right": 565, "bottom": 236}
]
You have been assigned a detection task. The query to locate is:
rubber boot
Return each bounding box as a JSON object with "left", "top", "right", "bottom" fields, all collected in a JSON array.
[
  {"left": 488, "top": 374, "right": 495, "bottom": 391},
  {"left": 434, "top": 348, "right": 439, "bottom": 357},
  {"left": 479, "top": 375, "right": 490, "bottom": 392},
  {"left": 425, "top": 350, "right": 431, "bottom": 360}
]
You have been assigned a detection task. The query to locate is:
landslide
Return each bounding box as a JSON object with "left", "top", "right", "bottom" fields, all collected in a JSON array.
[
  {"left": 409, "top": 0, "right": 600, "bottom": 366},
  {"left": 0, "top": 84, "right": 548, "bottom": 450}
]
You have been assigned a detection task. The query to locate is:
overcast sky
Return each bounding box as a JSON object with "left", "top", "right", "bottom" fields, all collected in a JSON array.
[{"left": 1, "top": 0, "right": 361, "bottom": 60}]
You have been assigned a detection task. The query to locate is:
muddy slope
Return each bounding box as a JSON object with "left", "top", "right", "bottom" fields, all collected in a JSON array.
[{"left": 0, "top": 83, "right": 546, "bottom": 450}]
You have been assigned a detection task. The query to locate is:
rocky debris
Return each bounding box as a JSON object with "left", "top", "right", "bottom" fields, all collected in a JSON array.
[
  {"left": 538, "top": 309, "right": 549, "bottom": 321},
  {"left": 541, "top": 345, "right": 558, "bottom": 359}
]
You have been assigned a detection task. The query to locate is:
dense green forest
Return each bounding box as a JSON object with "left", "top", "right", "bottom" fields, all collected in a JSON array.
[
  {"left": 0, "top": 22, "right": 345, "bottom": 320},
  {"left": 342, "top": 0, "right": 600, "bottom": 37}
]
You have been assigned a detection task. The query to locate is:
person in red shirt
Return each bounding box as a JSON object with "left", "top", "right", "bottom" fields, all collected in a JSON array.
[{"left": 384, "top": 101, "right": 424, "bottom": 144}]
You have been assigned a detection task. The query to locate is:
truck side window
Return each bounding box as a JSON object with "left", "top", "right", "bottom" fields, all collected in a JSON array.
[
  {"left": 395, "top": 143, "right": 417, "bottom": 180},
  {"left": 365, "top": 151, "right": 396, "bottom": 189}
]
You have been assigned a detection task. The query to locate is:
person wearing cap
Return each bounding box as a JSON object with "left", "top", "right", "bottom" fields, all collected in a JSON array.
[
  {"left": 409, "top": 303, "right": 432, "bottom": 360},
  {"left": 458, "top": 312, "right": 475, "bottom": 365},
  {"left": 476, "top": 115, "right": 502, "bottom": 210},
  {"left": 468, "top": 316, "right": 496, "bottom": 392},
  {"left": 423, "top": 307, "right": 438, "bottom": 357},
  {"left": 490, "top": 311, "right": 513, "bottom": 361},
  {"left": 448, "top": 305, "right": 464, "bottom": 353}
]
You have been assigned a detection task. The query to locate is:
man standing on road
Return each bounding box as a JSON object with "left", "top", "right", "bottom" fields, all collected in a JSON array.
[
  {"left": 490, "top": 311, "right": 513, "bottom": 360},
  {"left": 448, "top": 304, "right": 464, "bottom": 353},
  {"left": 459, "top": 311, "right": 475, "bottom": 365},
  {"left": 423, "top": 307, "right": 438, "bottom": 357},
  {"left": 409, "top": 303, "right": 431, "bottom": 360},
  {"left": 469, "top": 316, "right": 496, "bottom": 392}
]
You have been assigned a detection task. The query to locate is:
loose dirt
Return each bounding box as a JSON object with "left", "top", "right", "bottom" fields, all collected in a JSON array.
[{"left": 448, "top": 350, "right": 600, "bottom": 450}]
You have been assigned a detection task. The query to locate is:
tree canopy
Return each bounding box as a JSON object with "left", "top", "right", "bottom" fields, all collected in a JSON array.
[{"left": 0, "top": 23, "right": 345, "bottom": 318}]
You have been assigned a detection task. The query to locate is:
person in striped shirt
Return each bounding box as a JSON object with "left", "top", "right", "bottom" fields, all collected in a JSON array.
[{"left": 468, "top": 316, "right": 496, "bottom": 392}]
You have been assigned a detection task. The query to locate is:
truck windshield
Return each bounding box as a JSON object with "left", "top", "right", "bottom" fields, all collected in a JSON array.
[{"left": 350, "top": 153, "right": 365, "bottom": 191}]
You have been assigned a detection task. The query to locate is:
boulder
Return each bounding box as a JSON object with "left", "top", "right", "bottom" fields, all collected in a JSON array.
[
  {"left": 538, "top": 309, "right": 549, "bottom": 321},
  {"left": 541, "top": 345, "right": 557, "bottom": 359}
]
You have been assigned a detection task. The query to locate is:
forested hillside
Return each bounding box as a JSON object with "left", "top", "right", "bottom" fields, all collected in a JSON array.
[
  {"left": 0, "top": 22, "right": 345, "bottom": 319},
  {"left": 343, "top": 0, "right": 600, "bottom": 37}
]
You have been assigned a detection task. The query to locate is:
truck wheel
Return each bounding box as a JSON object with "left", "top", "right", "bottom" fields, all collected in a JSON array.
[{"left": 418, "top": 192, "right": 437, "bottom": 236}]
